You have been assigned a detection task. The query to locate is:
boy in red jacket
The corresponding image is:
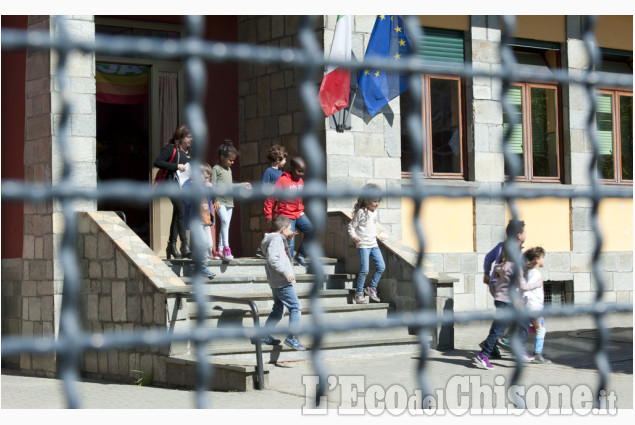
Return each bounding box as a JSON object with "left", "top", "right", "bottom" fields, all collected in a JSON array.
[{"left": 263, "top": 157, "right": 313, "bottom": 270}]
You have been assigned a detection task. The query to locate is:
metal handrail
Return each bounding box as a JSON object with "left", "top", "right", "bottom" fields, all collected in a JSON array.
[{"left": 175, "top": 292, "right": 265, "bottom": 390}]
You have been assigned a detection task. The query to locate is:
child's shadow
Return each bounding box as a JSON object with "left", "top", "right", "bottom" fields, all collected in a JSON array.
[{"left": 411, "top": 349, "right": 515, "bottom": 369}]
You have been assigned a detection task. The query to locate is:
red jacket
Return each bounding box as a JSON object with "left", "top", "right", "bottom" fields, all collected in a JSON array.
[{"left": 263, "top": 171, "right": 304, "bottom": 220}]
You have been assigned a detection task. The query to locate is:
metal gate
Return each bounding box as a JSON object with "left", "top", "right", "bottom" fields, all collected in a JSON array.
[{"left": 1, "top": 15, "right": 632, "bottom": 409}]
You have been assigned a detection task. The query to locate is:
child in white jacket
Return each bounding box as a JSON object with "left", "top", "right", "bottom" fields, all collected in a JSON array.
[
  {"left": 347, "top": 184, "right": 385, "bottom": 304},
  {"left": 523, "top": 247, "right": 550, "bottom": 363}
]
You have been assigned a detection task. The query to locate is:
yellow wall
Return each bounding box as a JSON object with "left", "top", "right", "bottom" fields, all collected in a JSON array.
[
  {"left": 598, "top": 198, "right": 634, "bottom": 251},
  {"left": 417, "top": 16, "right": 470, "bottom": 31},
  {"left": 596, "top": 16, "right": 633, "bottom": 50},
  {"left": 505, "top": 199, "right": 571, "bottom": 252},
  {"left": 514, "top": 16, "right": 566, "bottom": 43},
  {"left": 402, "top": 197, "right": 474, "bottom": 253},
  {"left": 402, "top": 196, "right": 632, "bottom": 254}
]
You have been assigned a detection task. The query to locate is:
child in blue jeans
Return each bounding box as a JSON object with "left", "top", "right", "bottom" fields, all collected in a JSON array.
[
  {"left": 259, "top": 215, "right": 305, "bottom": 351},
  {"left": 523, "top": 246, "right": 550, "bottom": 363},
  {"left": 183, "top": 163, "right": 215, "bottom": 279},
  {"left": 347, "top": 184, "right": 386, "bottom": 304}
]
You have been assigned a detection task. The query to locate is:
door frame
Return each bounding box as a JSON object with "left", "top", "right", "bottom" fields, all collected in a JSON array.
[{"left": 95, "top": 19, "right": 185, "bottom": 254}]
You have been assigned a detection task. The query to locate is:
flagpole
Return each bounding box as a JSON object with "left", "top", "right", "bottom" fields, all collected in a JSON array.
[{"left": 337, "top": 86, "right": 358, "bottom": 133}]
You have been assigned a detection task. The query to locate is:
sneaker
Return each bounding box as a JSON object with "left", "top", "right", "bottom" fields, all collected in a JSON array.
[
  {"left": 353, "top": 292, "right": 367, "bottom": 304},
  {"left": 284, "top": 336, "right": 306, "bottom": 351},
  {"left": 518, "top": 353, "right": 535, "bottom": 363},
  {"left": 532, "top": 353, "right": 551, "bottom": 364},
  {"left": 213, "top": 251, "right": 222, "bottom": 260},
  {"left": 364, "top": 287, "right": 381, "bottom": 302},
  {"left": 260, "top": 335, "right": 281, "bottom": 345},
  {"left": 474, "top": 353, "right": 494, "bottom": 370},
  {"left": 256, "top": 247, "right": 264, "bottom": 258},
  {"left": 222, "top": 246, "right": 234, "bottom": 261},
  {"left": 479, "top": 341, "right": 502, "bottom": 359},
  {"left": 200, "top": 268, "right": 216, "bottom": 279},
  {"left": 496, "top": 337, "right": 511, "bottom": 350},
  {"left": 294, "top": 253, "right": 308, "bottom": 268}
]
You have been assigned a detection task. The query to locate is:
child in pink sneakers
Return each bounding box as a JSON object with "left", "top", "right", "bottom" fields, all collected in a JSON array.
[
  {"left": 474, "top": 220, "right": 542, "bottom": 369},
  {"left": 347, "top": 184, "right": 386, "bottom": 304},
  {"left": 211, "top": 139, "right": 251, "bottom": 261}
]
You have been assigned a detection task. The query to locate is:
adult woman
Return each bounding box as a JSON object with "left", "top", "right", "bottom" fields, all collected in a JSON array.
[{"left": 154, "top": 124, "right": 192, "bottom": 259}]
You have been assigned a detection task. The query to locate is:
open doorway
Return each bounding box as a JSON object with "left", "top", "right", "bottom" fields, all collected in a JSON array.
[{"left": 96, "top": 62, "right": 151, "bottom": 244}]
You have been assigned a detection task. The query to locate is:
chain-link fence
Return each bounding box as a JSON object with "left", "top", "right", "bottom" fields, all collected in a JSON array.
[{"left": 1, "top": 15, "right": 633, "bottom": 409}]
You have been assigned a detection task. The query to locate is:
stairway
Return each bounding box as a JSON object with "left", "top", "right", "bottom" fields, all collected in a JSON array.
[{"left": 162, "top": 256, "right": 422, "bottom": 390}]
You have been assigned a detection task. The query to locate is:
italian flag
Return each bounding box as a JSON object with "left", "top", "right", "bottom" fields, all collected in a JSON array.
[{"left": 318, "top": 15, "right": 352, "bottom": 117}]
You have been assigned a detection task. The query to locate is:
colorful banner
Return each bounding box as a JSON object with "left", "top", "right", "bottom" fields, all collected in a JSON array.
[{"left": 96, "top": 63, "right": 149, "bottom": 105}]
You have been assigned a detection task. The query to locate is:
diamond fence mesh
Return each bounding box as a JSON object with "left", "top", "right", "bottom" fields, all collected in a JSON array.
[{"left": 1, "top": 15, "right": 633, "bottom": 409}]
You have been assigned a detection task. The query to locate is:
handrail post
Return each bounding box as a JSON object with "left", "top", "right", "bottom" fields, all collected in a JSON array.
[
  {"left": 248, "top": 300, "right": 265, "bottom": 390},
  {"left": 208, "top": 295, "right": 265, "bottom": 390}
]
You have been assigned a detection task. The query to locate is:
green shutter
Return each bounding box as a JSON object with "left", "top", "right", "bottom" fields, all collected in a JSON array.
[
  {"left": 418, "top": 28, "right": 464, "bottom": 64},
  {"left": 504, "top": 87, "right": 524, "bottom": 154},
  {"left": 596, "top": 94, "right": 614, "bottom": 155}
]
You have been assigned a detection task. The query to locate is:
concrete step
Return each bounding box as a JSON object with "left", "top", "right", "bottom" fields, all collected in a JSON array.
[
  {"left": 164, "top": 355, "right": 275, "bottom": 391},
  {"left": 204, "top": 333, "right": 424, "bottom": 363},
  {"left": 164, "top": 257, "right": 340, "bottom": 277},
  {"left": 176, "top": 273, "right": 356, "bottom": 292},
  {"left": 190, "top": 300, "right": 392, "bottom": 326},
  {"left": 184, "top": 288, "right": 353, "bottom": 311}
]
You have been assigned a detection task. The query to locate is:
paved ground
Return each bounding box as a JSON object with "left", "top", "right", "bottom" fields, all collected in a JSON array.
[{"left": 1, "top": 322, "right": 632, "bottom": 420}]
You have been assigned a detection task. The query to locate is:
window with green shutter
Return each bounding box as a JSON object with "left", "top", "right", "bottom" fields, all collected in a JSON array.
[
  {"left": 502, "top": 41, "right": 563, "bottom": 182},
  {"left": 596, "top": 49, "right": 633, "bottom": 184},
  {"left": 402, "top": 28, "right": 467, "bottom": 179},
  {"left": 596, "top": 90, "right": 633, "bottom": 183}
]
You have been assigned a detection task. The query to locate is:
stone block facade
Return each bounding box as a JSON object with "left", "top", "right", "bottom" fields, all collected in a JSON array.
[
  {"left": 76, "top": 211, "right": 189, "bottom": 385},
  {"left": 236, "top": 15, "right": 318, "bottom": 255}
]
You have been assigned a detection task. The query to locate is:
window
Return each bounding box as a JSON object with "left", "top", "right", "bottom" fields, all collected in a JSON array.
[
  {"left": 596, "top": 50, "right": 633, "bottom": 184},
  {"left": 504, "top": 83, "right": 561, "bottom": 181},
  {"left": 424, "top": 75, "right": 465, "bottom": 177},
  {"left": 503, "top": 42, "right": 563, "bottom": 182},
  {"left": 596, "top": 90, "right": 633, "bottom": 183},
  {"left": 401, "top": 28, "right": 466, "bottom": 179}
]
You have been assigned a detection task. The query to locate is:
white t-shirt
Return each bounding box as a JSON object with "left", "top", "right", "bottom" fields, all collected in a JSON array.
[{"left": 523, "top": 268, "right": 544, "bottom": 312}]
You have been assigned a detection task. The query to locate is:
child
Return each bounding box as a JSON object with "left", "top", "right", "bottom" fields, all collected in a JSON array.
[
  {"left": 480, "top": 219, "right": 527, "bottom": 353},
  {"left": 261, "top": 144, "right": 288, "bottom": 185},
  {"left": 257, "top": 145, "right": 288, "bottom": 258},
  {"left": 474, "top": 220, "right": 542, "bottom": 370},
  {"left": 523, "top": 247, "right": 550, "bottom": 364},
  {"left": 182, "top": 163, "right": 215, "bottom": 279},
  {"left": 347, "top": 183, "right": 386, "bottom": 304},
  {"left": 259, "top": 215, "right": 306, "bottom": 351},
  {"left": 211, "top": 139, "right": 252, "bottom": 261},
  {"left": 263, "top": 156, "right": 313, "bottom": 270}
]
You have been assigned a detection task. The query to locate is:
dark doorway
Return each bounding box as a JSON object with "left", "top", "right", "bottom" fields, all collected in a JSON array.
[{"left": 96, "top": 62, "right": 151, "bottom": 244}]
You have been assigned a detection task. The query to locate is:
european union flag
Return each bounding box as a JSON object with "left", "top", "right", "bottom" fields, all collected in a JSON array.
[{"left": 358, "top": 15, "right": 411, "bottom": 117}]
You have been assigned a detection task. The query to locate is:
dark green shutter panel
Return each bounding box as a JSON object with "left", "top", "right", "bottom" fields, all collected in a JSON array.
[
  {"left": 418, "top": 28, "right": 464, "bottom": 64},
  {"left": 504, "top": 86, "right": 524, "bottom": 154}
]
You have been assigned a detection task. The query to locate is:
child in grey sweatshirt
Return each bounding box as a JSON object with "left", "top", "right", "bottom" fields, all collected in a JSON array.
[{"left": 259, "top": 215, "right": 306, "bottom": 351}]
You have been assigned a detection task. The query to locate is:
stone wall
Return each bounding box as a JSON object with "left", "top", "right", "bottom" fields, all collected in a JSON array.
[
  {"left": 237, "top": 16, "right": 406, "bottom": 254},
  {"left": 236, "top": 16, "right": 319, "bottom": 255},
  {"left": 1, "top": 15, "right": 98, "bottom": 377},
  {"left": 323, "top": 15, "right": 404, "bottom": 237},
  {"left": 76, "top": 211, "right": 189, "bottom": 386}
]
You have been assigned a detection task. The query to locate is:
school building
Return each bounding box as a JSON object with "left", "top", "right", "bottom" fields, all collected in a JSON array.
[{"left": 1, "top": 15, "right": 632, "bottom": 379}]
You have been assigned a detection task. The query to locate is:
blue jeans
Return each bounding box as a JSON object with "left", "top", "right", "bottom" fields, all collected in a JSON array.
[
  {"left": 288, "top": 214, "right": 313, "bottom": 258},
  {"left": 480, "top": 301, "right": 529, "bottom": 357},
  {"left": 355, "top": 246, "right": 385, "bottom": 293},
  {"left": 264, "top": 284, "right": 302, "bottom": 337}
]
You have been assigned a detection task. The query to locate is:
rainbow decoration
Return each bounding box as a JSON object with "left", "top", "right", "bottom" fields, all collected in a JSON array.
[{"left": 96, "top": 62, "right": 149, "bottom": 105}]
